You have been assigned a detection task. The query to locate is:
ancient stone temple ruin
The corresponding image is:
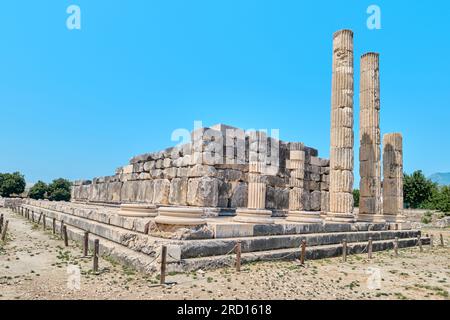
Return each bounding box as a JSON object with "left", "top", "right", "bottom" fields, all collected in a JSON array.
[
  {"left": 71, "top": 124, "right": 330, "bottom": 223},
  {"left": 11, "top": 29, "right": 425, "bottom": 274}
]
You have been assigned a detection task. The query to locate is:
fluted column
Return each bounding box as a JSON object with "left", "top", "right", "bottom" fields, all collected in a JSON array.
[
  {"left": 248, "top": 174, "right": 266, "bottom": 210},
  {"left": 234, "top": 132, "right": 274, "bottom": 224},
  {"left": 233, "top": 160, "right": 274, "bottom": 224},
  {"left": 383, "top": 133, "right": 407, "bottom": 226},
  {"left": 357, "top": 53, "right": 384, "bottom": 223},
  {"left": 287, "top": 143, "right": 322, "bottom": 223},
  {"left": 326, "top": 29, "right": 355, "bottom": 223}
]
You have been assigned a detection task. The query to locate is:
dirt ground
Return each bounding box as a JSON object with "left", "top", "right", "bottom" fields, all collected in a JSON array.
[{"left": 0, "top": 208, "right": 449, "bottom": 300}]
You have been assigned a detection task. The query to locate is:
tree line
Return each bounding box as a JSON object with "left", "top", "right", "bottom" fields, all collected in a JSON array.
[{"left": 0, "top": 172, "right": 71, "bottom": 202}]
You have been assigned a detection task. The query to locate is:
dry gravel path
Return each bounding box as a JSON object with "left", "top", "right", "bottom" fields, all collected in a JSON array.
[{"left": 1, "top": 207, "right": 449, "bottom": 300}]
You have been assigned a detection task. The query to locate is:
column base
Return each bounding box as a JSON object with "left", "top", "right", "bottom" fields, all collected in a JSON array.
[
  {"left": 155, "top": 206, "right": 207, "bottom": 226},
  {"left": 356, "top": 213, "right": 386, "bottom": 223},
  {"left": 233, "top": 208, "right": 275, "bottom": 224},
  {"left": 325, "top": 212, "right": 355, "bottom": 223},
  {"left": 287, "top": 211, "right": 323, "bottom": 224},
  {"left": 118, "top": 204, "right": 158, "bottom": 217},
  {"left": 383, "top": 214, "right": 411, "bottom": 230}
]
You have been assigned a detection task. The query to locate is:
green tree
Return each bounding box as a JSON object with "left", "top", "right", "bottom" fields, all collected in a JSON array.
[
  {"left": 28, "top": 181, "right": 48, "bottom": 200},
  {"left": 0, "top": 172, "right": 26, "bottom": 197},
  {"left": 429, "top": 185, "right": 450, "bottom": 214},
  {"left": 403, "top": 170, "right": 437, "bottom": 209},
  {"left": 47, "top": 178, "right": 72, "bottom": 202},
  {"left": 353, "top": 189, "right": 360, "bottom": 207}
]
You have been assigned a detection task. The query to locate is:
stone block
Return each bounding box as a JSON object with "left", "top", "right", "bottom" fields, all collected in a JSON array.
[
  {"left": 230, "top": 182, "right": 247, "bottom": 208},
  {"left": 153, "top": 179, "right": 170, "bottom": 205},
  {"left": 321, "top": 191, "right": 330, "bottom": 212},
  {"left": 169, "top": 178, "right": 188, "bottom": 205},
  {"left": 120, "top": 181, "right": 140, "bottom": 203},
  {"left": 266, "top": 186, "right": 289, "bottom": 210},
  {"left": 188, "top": 164, "right": 217, "bottom": 178},
  {"left": 218, "top": 181, "right": 232, "bottom": 207},
  {"left": 136, "top": 180, "right": 154, "bottom": 203},
  {"left": 107, "top": 182, "right": 122, "bottom": 203},
  {"left": 163, "top": 167, "right": 177, "bottom": 179},
  {"left": 163, "top": 158, "right": 172, "bottom": 168},
  {"left": 122, "top": 165, "right": 134, "bottom": 175},
  {"left": 187, "top": 177, "right": 219, "bottom": 207}
]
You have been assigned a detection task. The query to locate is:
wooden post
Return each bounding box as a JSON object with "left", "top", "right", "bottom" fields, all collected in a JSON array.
[
  {"left": 1, "top": 220, "right": 8, "bottom": 241},
  {"left": 0, "top": 214, "right": 3, "bottom": 233},
  {"left": 63, "top": 225, "right": 69, "bottom": 247},
  {"left": 430, "top": 235, "right": 434, "bottom": 248},
  {"left": 235, "top": 241, "right": 242, "bottom": 272},
  {"left": 43, "top": 215, "right": 46, "bottom": 230},
  {"left": 83, "top": 231, "right": 89, "bottom": 257},
  {"left": 300, "top": 240, "right": 306, "bottom": 265},
  {"left": 368, "top": 237, "right": 373, "bottom": 260},
  {"left": 160, "top": 245, "right": 167, "bottom": 285},
  {"left": 31, "top": 211, "right": 34, "bottom": 222},
  {"left": 394, "top": 237, "right": 399, "bottom": 257},
  {"left": 93, "top": 239, "right": 100, "bottom": 273},
  {"left": 440, "top": 234, "right": 445, "bottom": 247},
  {"left": 38, "top": 213, "right": 42, "bottom": 224},
  {"left": 342, "top": 239, "right": 347, "bottom": 262},
  {"left": 418, "top": 236, "right": 423, "bottom": 252},
  {"left": 60, "top": 221, "right": 64, "bottom": 237},
  {"left": 52, "top": 218, "right": 56, "bottom": 234}
]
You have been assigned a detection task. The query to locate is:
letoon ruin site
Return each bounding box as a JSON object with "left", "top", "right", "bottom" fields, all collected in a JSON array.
[{"left": 5, "top": 30, "right": 428, "bottom": 274}]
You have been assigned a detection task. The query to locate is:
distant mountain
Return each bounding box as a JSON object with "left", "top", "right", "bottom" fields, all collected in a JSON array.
[{"left": 429, "top": 173, "right": 450, "bottom": 186}]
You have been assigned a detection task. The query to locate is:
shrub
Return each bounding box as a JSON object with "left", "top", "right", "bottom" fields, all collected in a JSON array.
[
  {"left": 47, "top": 178, "right": 72, "bottom": 202},
  {"left": 28, "top": 181, "right": 48, "bottom": 200}
]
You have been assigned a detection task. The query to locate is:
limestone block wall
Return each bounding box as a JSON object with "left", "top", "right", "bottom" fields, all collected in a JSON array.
[
  {"left": 72, "top": 125, "right": 330, "bottom": 212},
  {"left": 0, "top": 197, "right": 23, "bottom": 208}
]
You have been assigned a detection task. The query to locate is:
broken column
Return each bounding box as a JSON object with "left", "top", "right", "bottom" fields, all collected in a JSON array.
[
  {"left": 234, "top": 131, "right": 274, "bottom": 224},
  {"left": 357, "top": 53, "right": 384, "bottom": 223},
  {"left": 326, "top": 29, "right": 355, "bottom": 223},
  {"left": 287, "top": 143, "right": 322, "bottom": 223},
  {"left": 382, "top": 133, "right": 407, "bottom": 226}
]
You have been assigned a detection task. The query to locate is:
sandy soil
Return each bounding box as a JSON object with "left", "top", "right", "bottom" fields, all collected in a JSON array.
[{"left": 0, "top": 208, "right": 449, "bottom": 300}]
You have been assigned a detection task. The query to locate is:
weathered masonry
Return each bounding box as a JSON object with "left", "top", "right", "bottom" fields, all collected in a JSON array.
[{"left": 72, "top": 124, "right": 331, "bottom": 218}]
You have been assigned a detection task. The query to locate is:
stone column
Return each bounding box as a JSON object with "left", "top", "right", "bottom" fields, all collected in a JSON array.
[
  {"left": 234, "top": 132, "right": 274, "bottom": 224},
  {"left": 383, "top": 133, "right": 407, "bottom": 227},
  {"left": 326, "top": 29, "right": 355, "bottom": 223},
  {"left": 357, "top": 53, "right": 384, "bottom": 223},
  {"left": 287, "top": 143, "right": 322, "bottom": 223},
  {"left": 234, "top": 162, "right": 274, "bottom": 224}
]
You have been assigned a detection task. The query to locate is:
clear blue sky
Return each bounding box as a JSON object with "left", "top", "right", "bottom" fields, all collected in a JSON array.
[{"left": 0, "top": 0, "right": 449, "bottom": 185}]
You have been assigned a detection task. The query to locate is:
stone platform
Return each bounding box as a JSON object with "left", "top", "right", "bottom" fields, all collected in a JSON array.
[{"left": 12, "top": 200, "right": 426, "bottom": 274}]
